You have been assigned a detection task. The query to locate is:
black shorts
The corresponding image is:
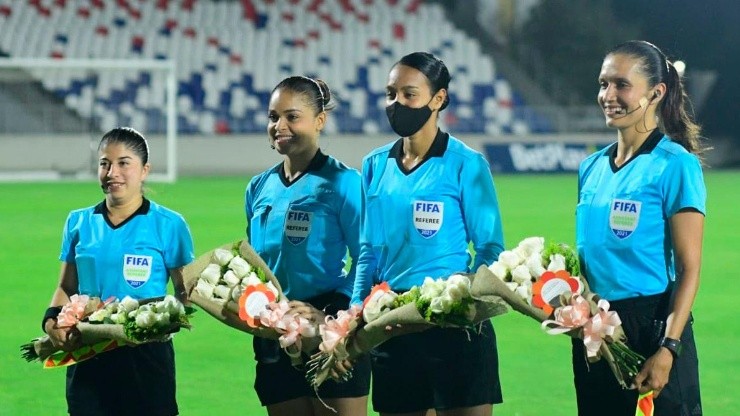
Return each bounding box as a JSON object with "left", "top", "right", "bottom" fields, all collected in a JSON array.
[
  {"left": 66, "top": 341, "right": 177, "bottom": 416},
  {"left": 370, "top": 320, "right": 502, "bottom": 413},
  {"left": 253, "top": 292, "right": 371, "bottom": 406},
  {"left": 572, "top": 293, "right": 702, "bottom": 416}
]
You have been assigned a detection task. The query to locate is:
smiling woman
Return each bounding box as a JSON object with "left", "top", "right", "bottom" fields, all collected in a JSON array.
[
  {"left": 40, "top": 127, "right": 195, "bottom": 416},
  {"left": 240, "top": 76, "right": 370, "bottom": 416},
  {"left": 575, "top": 41, "right": 707, "bottom": 416}
]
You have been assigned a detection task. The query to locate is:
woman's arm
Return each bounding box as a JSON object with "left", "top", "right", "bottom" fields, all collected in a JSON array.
[
  {"left": 169, "top": 266, "right": 190, "bottom": 306},
  {"left": 44, "top": 262, "right": 80, "bottom": 350},
  {"left": 461, "top": 154, "right": 505, "bottom": 268},
  {"left": 635, "top": 209, "right": 703, "bottom": 395}
]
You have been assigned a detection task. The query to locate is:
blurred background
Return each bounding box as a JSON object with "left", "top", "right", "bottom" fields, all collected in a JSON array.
[{"left": 0, "top": 0, "right": 736, "bottom": 180}]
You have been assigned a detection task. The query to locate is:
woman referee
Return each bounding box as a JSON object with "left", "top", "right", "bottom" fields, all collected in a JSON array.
[
  {"left": 352, "top": 51, "right": 506, "bottom": 416},
  {"left": 42, "top": 127, "right": 195, "bottom": 416}
]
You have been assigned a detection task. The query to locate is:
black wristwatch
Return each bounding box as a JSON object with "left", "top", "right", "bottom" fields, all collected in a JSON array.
[{"left": 659, "top": 337, "right": 682, "bottom": 360}]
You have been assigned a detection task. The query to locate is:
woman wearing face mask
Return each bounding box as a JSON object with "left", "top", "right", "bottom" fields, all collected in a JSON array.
[
  {"left": 351, "top": 52, "right": 505, "bottom": 416},
  {"left": 574, "top": 40, "right": 706, "bottom": 415},
  {"left": 42, "top": 127, "right": 195, "bottom": 416},
  {"left": 245, "top": 76, "right": 370, "bottom": 415}
]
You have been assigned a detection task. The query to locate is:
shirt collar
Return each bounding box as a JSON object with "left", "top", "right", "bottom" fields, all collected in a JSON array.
[
  {"left": 607, "top": 129, "right": 664, "bottom": 172},
  {"left": 389, "top": 129, "right": 449, "bottom": 174},
  {"left": 94, "top": 198, "right": 150, "bottom": 229},
  {"left": 277, "top": 149, "right": 328, "bottom": 187}
]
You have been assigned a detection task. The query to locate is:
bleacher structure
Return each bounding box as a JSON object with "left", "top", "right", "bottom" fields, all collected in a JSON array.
[{"left": 0, "top": 0, "right": 535, "bottom": 136}]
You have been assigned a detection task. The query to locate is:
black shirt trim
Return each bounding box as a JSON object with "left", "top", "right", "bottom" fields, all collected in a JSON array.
[
  {"left": 94, "top": 198, "right": 150, "bottom": 229},
  {"left": 277, "top": 149, "right": 329, "bottom": 187},
  {"left": 607, "top": 129, "right": 664, "bottom": 172},
  {"left": 389, "top": 129, "right": 449, "bottom": 175}
]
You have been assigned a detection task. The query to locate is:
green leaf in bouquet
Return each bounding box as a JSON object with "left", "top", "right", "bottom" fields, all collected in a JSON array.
[
  {"left": 256, "top": 266, "right": 268, "bottom": 284},
  {"left": 393, "top": 286, "right": 420, "bottom": 308},
  {"left": 543, "top": 241, "right": 581, "bottom": 277}
]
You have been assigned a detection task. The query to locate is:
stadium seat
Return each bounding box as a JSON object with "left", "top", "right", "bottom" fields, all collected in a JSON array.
[{"left": 0, "top": 0, "right": 537, "bottom": 134}]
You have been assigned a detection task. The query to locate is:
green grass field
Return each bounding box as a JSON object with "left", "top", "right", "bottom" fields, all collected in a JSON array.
[{"left": 1, "top": 171, "right": 738, "bottom": 415}]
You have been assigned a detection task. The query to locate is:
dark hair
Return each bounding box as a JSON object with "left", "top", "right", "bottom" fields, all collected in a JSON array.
[
  {"left": 98, "top": 127, "right": 149, "bottom": 164},
  {"left": 395, "top": 51, "right": 451, "bottom": 111},
  {"left": 272, "top": 76, "right": 335, "bottom": 115},
  {"left": 606, "top": 40, "right": 704, "bottom": 155}
]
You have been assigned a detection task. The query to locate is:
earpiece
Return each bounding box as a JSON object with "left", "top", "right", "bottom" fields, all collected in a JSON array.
[{"left": 654, "top": 91, "right": 661, "bottom": 99}]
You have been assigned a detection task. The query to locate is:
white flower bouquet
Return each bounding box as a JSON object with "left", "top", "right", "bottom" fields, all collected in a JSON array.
[
  {"left": 305, "top": 267, "right": 510, "bottom": 388},
  {"left": 184, "top": 240, "right": 283, "bottom": 337},
  {"left": 185, "top": 241, "right": 320, "bottom": 361},
  {"left": 486, "top": 236, "right": 645, "bottom": 388},
  {"left": 21, "top": 294, "right": 193, "bottom": 368}
]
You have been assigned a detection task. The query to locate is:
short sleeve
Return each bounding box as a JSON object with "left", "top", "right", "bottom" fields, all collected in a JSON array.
[
  {"left": 59, "top": 212, "right": 79, "bottom": 263},
  {"left": 662, "top": 153, "right": 706, "bottom": 217},
  {"left": 164, "top": 215, "right": 195, "bottom": 269}
]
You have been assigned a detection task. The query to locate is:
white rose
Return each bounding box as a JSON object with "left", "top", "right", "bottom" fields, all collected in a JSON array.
[
  {"left": 212, "top": 248, "right": 235, "bottom": 266},
  {"left": 447, "top": 274, "right": 471, "bottom": 293},
  {"left": 363, "top": 290, "right": 397, "bottom": 323},
  {"left": 514, "top": 284, "right": 531, "bottom": 302},
  {"left": 420, "top": 277, "right": 445, "bottom": 299},
  {"left": 445, "top": 284, "right": 464, "bottom": 303},
  {"left": 511, "top": 264, "right": 533, "bottom": 284},
  {"left": 154, "top": 312, "right": 171, "bottom": 326},
  {"left": 161, "top": 295, "right": 181, "bottom": 316},
  {"left": 547, "top": 254, "right": 567, "bottom": 272},
  {"left": 119, "top": 296, "right": 139, "bottom": 313},
  {"left": 498, "top": 250, "right": 523, "bottom": 270},
  {"left": 214, "top": 284, "right": 232, "bottom": 300},
  {"left": 137, "top": 304, "right": 153, "bottom": 313},
  {"left": 241, "top": 272, "right": 262, "bottom": 287},
  {"left": 430, "top": 295, "right": 453, "bottom": 314},
  {"left": 89, "top": 308, "right": 110, "bottom": 322},
  {"left": 525, "top": 253, "right": 546, "bottom": 279},
  {"left": 518, "top": 237, "right": 545, "bottom": 258},
  {"left": 195, "top": 279, "right": 215, "bottom": 298},
  {"left": 488, "top": 261, "right": 509, "bottom": 281},
  {"left": 228, "top": 256, "right": 252, "bottom": 278},
  {"left": 110, "top": 312, "right": 128, "bottom": 324},
  {"left": 200, "top": 263, "right": 222, "bottom": 285},
  {"left": 505, "top": 282, "right": 519, "bottom": 292},
  {"left": 231, "top": 286, "right": 244, "bottom": 302},
  {"left": 135, "top": 310, "right": 156, "bottom": 328},
  {"left": 223, "top": 270, "right": 241, "bottom": 288}
]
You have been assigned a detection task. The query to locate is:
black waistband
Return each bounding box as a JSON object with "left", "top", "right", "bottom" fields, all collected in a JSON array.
[{"left": 608, "top": 291, "right": 672, "bottom": 318}]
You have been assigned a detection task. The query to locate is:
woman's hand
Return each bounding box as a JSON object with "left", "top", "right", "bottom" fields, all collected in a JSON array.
[
  {"left": 634, "top": 348, "right": 673, "bottom": 396},
  {"left": 330, "top": 358, "right": 355, "bottom": 382},
  {"left": 287, "top": 300, "right": 326, "bottom": 324},
  {"left": 45, "top": 320, "right": 83, "bottom": 352}
]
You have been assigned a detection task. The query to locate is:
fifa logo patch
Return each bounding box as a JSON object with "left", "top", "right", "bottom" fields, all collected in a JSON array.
[
  {"left": 285, "top": 210, "right": 313, "bottom": 245},
  {"left": 609, "top": 199, "right": 641, "bottom": 239},
  {"left": 122, "top": 254, "right": 152, "bottom": 288},
  {"left": 413, "top": 200, "right": 443, "bottom": 238}
]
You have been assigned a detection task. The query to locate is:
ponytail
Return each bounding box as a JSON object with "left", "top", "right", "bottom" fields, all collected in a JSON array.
[{"left": 659, "top": 61, "right": 703, "bottom": 156}]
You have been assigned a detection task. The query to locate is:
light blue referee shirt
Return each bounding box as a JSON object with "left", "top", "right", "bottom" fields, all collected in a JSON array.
[
  {"left": 352, "top": 130, "right": 505, "bottom": 305},
  {"left": 576, "top": 131, "right": 706, "bottom": 301},
  {"left": 246, "top": 150, "right": 361, "bottom": 300},
  {"left": 60, "top": 199, "right": 195, "bottom": 300}
]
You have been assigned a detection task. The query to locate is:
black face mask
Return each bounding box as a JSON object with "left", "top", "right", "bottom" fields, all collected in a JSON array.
[{"left": 385, "top": 101, "right": 433, "bottom": 137}]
